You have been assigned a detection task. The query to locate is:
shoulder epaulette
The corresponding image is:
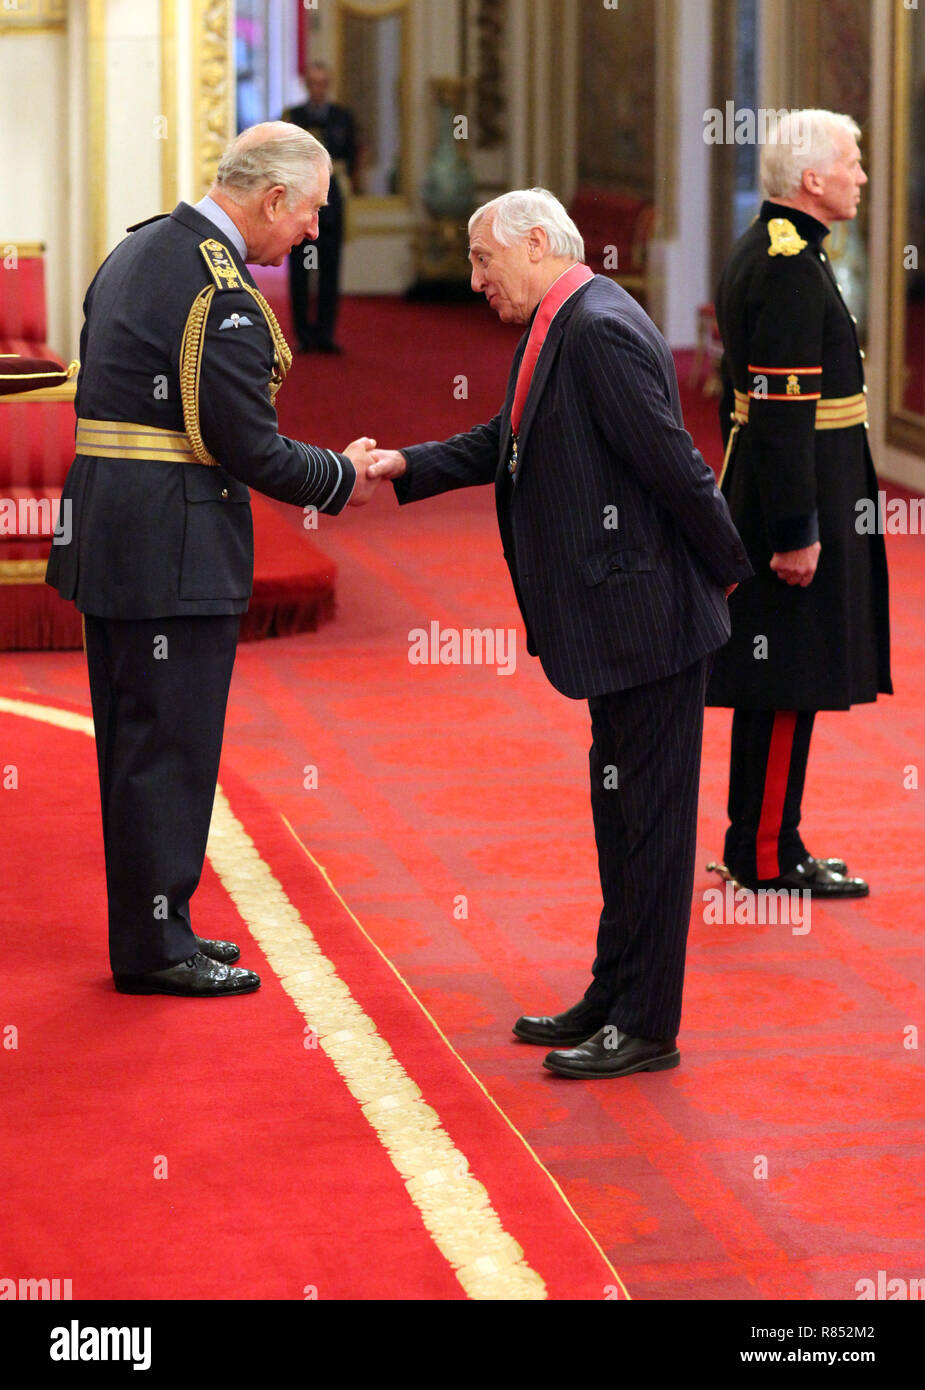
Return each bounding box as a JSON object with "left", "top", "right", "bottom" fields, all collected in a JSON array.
[
  {"left": 199, "top": 237, "right": 245, "bottom": 290},
  {"left": 179, "top": 241, "right": 293, "bottom": 467},
  {"left": 126, "top": 213, "right": 169, "bottom": 233},
  {"left": 767, "top": 218, "right": 807, "bottom": 258}
]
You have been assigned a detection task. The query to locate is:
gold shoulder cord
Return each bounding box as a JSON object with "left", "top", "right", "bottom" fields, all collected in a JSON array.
[
  {"left": 178, "top": 238, "right": 294, "bottom": 467},
  {"left": 179, "top": 285, "right": 218, "bottom": 465}
]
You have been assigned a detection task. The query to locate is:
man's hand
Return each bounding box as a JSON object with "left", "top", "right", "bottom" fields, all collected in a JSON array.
[
  {"left": 368, "top": 449, "right": 407, "bottom": 481},
  {"left": 344, "top": 436, "right": 380, "bottom": 506},
  {"left": 770, "top": 541, "right": 821, "bottom": 587}
]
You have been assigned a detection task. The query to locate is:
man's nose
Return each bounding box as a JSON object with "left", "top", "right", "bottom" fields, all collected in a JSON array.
[{"left": 471, "top": 268, "right": 484, "bottom": 292}]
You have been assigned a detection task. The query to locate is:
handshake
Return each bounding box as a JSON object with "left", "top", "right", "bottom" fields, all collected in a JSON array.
[{"left": 342, "top": 438, "right": 407, "bottom": 506}]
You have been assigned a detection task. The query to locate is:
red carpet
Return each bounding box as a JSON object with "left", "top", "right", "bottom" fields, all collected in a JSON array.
[
  {"left": 0, "top": 702, "right": 622, "bottom": 1300},
  {"left": 2, "top": 288, "right": 924, "bottom": 1301}
]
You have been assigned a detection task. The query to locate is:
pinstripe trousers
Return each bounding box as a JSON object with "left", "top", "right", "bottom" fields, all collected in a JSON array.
[{"left": 584, "top": 655, "right": 712, "bottom": 1039}]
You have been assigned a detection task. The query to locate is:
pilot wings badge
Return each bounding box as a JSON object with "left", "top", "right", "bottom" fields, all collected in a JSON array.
[{"left": 218, "top": 312, "right": 254, "bottom": 330}]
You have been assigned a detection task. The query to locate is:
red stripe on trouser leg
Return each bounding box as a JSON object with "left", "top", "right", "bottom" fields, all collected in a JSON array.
[{"left": 755, "top": 711, "right": 798, "bottom": 880}]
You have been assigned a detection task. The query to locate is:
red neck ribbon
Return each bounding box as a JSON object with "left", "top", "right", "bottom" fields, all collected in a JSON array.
[{"left": 510, "top": 263, "right": 594, "bottom": 436}]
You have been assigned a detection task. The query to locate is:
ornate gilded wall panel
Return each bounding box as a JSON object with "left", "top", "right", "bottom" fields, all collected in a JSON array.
[{"left": 192, "top": 0, "right": 234, "bottom": 198}]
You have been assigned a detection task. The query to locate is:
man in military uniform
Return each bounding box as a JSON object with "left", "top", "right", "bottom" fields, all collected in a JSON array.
[
  {"left": 283, "top": 62, "right": 357, "bottom": 354},
  {"left": 46, "top": 122, "right": 380, "bottom": 996},
  {"left": 707, "top": 109, "right": 891, "bottom": 897}
]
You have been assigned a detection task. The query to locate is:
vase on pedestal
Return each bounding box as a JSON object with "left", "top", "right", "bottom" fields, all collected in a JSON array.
[{"left": 409, "top": 78, "right": 477, "bottom": 300}]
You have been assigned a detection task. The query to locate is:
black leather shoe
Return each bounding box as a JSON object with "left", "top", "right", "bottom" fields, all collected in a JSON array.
[
  {"left": 195, "top": 936, "right": 240, "bottom": 964},
  {"left": 813, "top": 857, "right": 848, "bottom": 876},
  {"left": 739, "top": 855, "right": 868, "bottom": 897},
  {"left": 543, "top": 1027, "right": 680, "bottom": 1079},
  {"left": 316, "top": 339, "right": 344, "bottom": 354},
  {"left": 114, "top": 952, "right": 261, "bottom": 996},
  {"left": 513, "top": 1001, "right": 609, "bottom": 1046}
]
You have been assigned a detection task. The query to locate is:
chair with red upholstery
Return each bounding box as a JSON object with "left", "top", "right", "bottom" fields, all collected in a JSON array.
[
  {"left": 0, "top": 243, "right": 82, "bottom": 649},
  {"left": 569, "top": 188, "right": 655, "bottom": 305}
]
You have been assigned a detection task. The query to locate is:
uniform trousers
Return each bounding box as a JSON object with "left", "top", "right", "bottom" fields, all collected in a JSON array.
[
  {"left": 722, "top": 708, "right": 816, "bottom": 882},
  {"left": 84, "top": 613, "right": 240, "bottom": 974},
  {"left": 583, "top": 655, "right": 712, "bottom": 1040}
]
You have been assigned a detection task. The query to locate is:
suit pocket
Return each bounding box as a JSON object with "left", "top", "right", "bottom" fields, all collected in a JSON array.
[
  {"left": 581, "top": 548, "right": 654, "bottom": 586},
  {"left": 179, "top": 466, "right": 253, "bottom": 600}
]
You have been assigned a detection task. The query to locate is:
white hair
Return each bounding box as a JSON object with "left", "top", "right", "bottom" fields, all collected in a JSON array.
[
  {"left": 469, "top": 188, "right": 585, "bottom": 261},
  {"left": 761, "top": 109, "right": 861, "bottom": 200},
  {"left": 215, "top": 123, "right": 332, "bottom": 209}
]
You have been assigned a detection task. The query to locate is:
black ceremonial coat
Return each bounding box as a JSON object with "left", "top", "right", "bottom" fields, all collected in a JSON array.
[{"left": 706, "top": 201, "right": 891, "bottom": 711}]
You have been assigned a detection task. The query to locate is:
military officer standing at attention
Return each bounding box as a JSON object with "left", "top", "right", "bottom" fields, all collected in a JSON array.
[
  {"left": 46, "top": 122, "right": 380, "bottom": 996},
  {"left": 707, "top": 109, "right": 891, "bottom": 897},
  {"left": 283, "top": 61, "right": 357, "bottom": 354}
]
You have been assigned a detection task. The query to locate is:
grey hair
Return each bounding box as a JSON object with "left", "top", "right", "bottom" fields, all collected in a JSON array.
[
  {"left": 761, "top": 109, "right": 861, "bottom": 199},
  {"left": 215, "top": 123, "right": 332, "bottom": 209},
  {"left": 469, "top": 188, "right": 585, "bottom": 261}
]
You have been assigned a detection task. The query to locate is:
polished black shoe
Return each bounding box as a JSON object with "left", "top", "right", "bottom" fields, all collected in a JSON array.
[
  {"left": 195, "top": 936, "right": 240, "bottom": 965},
  {"left": 114, "top": 952, "right": 260, "bottom": 996},
  {"left": 543, "top": 1027, "right": 680, "bottom": 1079},
  {"left": 316, "top": 339, "right": 344, "bottom": 354},
  {"left": 739, "top": 855, "right": 868, "bottom": 898},
  {"left": 813, "top": 857, "right": 848, "bottom": 876},
  {"left": 513, "top": 1000, "right": 608, "bottom": 1047}
]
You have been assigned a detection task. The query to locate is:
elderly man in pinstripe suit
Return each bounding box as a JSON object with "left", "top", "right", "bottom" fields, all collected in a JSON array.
[{"left": 369, "top": 189, "right": 752, "bottom": 1077}]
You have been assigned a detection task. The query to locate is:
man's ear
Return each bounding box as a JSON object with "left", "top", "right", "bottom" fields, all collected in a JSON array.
[
  {"left": 527, "top": 226, "right": 549, "bottom": 261},
  {"left": 263, "top": 185, "right": 288, "bottom": 221},
  {"left": 801, "top": 167, "right": 824, "bottom": 198}
]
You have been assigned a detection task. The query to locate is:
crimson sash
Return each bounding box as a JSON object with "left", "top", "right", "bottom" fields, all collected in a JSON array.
[{"left": 510, "top": 263, "right": 594, "bottom": 436}]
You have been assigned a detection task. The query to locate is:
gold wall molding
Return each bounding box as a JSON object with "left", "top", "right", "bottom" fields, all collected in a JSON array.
[
  {"left": 161, "top": 0, "right": 179, "bottom": 208},
  {"left": 192, "top": 0, "right": 234, "bottom": 199},
  {"left": 0, "top": 0, "right": 66, "bottom": 30},
  {"left": 89, "top": 0, "right": 107, "bottom": 270},
  {"left": 887, "top": 0, "right": 925, "bottom": 457}
]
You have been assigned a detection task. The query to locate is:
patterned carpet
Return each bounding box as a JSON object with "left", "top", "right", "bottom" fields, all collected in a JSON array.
[{"left": 2, "top": 286, "right": 923, "bottom": 1299}]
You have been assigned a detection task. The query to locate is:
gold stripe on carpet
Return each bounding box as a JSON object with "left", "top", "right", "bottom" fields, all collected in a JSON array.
[
  {"left": 207, "top": 787, "right": 547, "bottom": 1300},
  {"left": 0, "top": 696, "right": 623, "bottom": 1299},
  {"left": 281, "top": 814, "right": 630, "bottom": 1301}
]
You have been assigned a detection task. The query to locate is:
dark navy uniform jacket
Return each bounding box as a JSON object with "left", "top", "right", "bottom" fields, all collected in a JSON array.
[
  {"left": 395, "top": 274, "right": 753, "bottom": 701},
  {"left": 706, "top": 201, "right": 891, "bottom": 710},
  {"left": 46, "top": 201, "right": 355, "bottom": 618}
]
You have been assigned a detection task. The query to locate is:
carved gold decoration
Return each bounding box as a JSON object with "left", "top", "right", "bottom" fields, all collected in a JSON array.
[{"left": 192, "top": 0, "right": 233, "bottom": 198}]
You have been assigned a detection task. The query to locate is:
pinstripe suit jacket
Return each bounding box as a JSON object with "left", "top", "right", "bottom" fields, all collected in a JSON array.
[{"left": 396, "top": 275, "right": 753, "bottom": 700}]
